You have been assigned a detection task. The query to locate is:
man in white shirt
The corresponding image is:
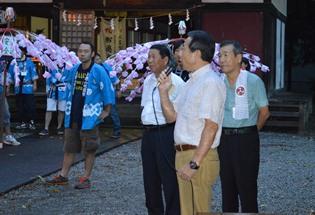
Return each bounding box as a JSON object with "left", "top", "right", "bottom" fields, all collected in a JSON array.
[
  {"left": 158, "top": 30, "right": 226, "bottom": 215},
  {"left": 141, "top": 44, "right": 184, "bottom": 215}
]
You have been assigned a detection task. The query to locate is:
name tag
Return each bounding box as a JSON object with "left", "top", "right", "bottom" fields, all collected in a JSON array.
[
  {"left": 232, "top": 107, "right": 236, "bottom": 119},
  {"left": 58, "top": 86, "right": 66, "bottom": 91},
  {"left": 21, "top": 71, "right": 27, "bottom": 76}
]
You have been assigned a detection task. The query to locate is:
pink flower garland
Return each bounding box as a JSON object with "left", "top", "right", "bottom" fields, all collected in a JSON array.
[
  {"left": 1, "top": 29, "right": 80, "bottom": 71},
  {"left": 105, "top": 39, "right": 270, "bottom": 102}
]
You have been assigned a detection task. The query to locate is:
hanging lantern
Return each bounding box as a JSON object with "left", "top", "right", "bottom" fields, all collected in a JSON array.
[
  {"left": 168, "top": 13, "right": 173, "bottom": 26},
  {"left": 77, "top": 14, "right": 82, "bottom": 26},
  {"left": 62, "top": 10, "right": 67, "bottom": 22},
  {"left": 72, "top": 14, "right": 76, "bottom": 23},
  {"left": 110, "top": 18, "right": 115, "bottom": 30},
  {"left": 178, "top": 20, "right": 186, "bottom": 36},
  {"left": 134, "top": 18, "right": 139, "bottom": 31},
  {"left": 150, "top": 17, "right": 154, "bottom": 30},
  {"left": 4, "top": 7, "right": 15, "bottom": 22},
  {"left": 185, "top": 9, "right": 190, "bottom": 21},
  {"left": 93, "top": 17, "right": 98, "bottom": 29}
]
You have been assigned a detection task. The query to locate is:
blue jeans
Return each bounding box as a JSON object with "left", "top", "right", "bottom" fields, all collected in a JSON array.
[
  {"left": 110, "top": 104, "right": 121, "bottom": 135},
  {"left": 3, "top": 97, "right": 10, "bottom": 127}
]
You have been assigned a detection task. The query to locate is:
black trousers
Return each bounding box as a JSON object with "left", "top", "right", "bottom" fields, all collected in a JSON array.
[
  {"left": 218, "top": 130, "right": 260, "bottom": 213},
  {"left": 141, "top": 124, "right": 180, "bottom": 215},
  {"left": 16, "top": 94, "right": 36, "bottom": 123}
]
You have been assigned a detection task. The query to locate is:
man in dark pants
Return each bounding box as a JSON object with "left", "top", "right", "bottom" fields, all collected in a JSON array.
[
  {"left": 9, "top": 48, "right": 38, "bottom": 130},
  {"left": 218, "top": 40, "right": 270, "bottom": 212},
  {"left": 141, "top": 44, "right": 184, "bottom": 215}
]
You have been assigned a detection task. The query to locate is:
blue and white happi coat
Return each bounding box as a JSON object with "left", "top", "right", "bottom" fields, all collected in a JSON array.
[
  {"left": 46, "top": 68, "right": 67, "bottom": 101},
  {"left": 63, "top": 63, "right": 115, "bottom": 130},
  {"left": 9, "top": 58, "right": 38, "bottom": 94}
]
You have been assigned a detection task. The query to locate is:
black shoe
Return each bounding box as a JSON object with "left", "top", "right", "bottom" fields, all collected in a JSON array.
[
  {"left": 57, "top": 128, "right": 64, "bottom": 135},
  {"left": 29, "top": 121, "right": 36, "bottom": 130},
  {"left": 111, "top": 133, "right": 120, "bottom": 139},
  {"left": 39, "top": 129, "right": 49, "bottom": 136}
]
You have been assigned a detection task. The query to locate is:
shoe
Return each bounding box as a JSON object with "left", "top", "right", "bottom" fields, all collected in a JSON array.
[
  {"left": 39, "top": 129, "right": 49, "bottom": 136},
  {"left": 16, "top": 122, "right": 27, "bottom": 129},
  {"left": 57, "top": 127, "right": 64, "bottom": 135},
  {"left": 111, "top": 132, "right": 120, "bottom": 139},
  {"left": 46, "top": 175, "right": 69, "bottom": 185},
  {"left": 3, "top": 135, "right": 21, "bottom": 146},
  {"left": 74, "top": 176, "right": 91, "bottom": 189},
  {"left": 29, "top": 121, "right": 36, "bottom": 130}
]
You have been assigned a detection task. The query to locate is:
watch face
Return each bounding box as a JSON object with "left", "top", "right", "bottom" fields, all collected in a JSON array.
[{"left": 189, "top": 161, "right": 199, "bottom": 170}]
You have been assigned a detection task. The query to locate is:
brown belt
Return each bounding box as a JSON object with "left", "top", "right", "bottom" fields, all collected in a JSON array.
[{"left": 175, "top": 144, "right": 197, "bottom": 152}]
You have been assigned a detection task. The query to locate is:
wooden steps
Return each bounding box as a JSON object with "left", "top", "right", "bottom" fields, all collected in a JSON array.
[{"left": 264, "top": 92, "right": 313, "bottom": 134}]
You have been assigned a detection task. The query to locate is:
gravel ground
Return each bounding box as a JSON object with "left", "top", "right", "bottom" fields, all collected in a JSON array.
[{"left": 0, "top": 132, "right": 314, "bottom": 215}]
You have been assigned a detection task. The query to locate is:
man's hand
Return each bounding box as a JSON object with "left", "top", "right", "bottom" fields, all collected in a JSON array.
[
  {"left": 98, "top": 105, "right": 111, "bottom": 120},
  {"left": 116, "top": 90, "right": 122, "bottom": 99},
  {"left": 6, "top": 86, "right": 10, "bottom": 95},
  {"left": 33, "top": 81, "right": 37, "bottom": 92},
  {"left": 98, "top": 110, "right": 110, "bottom": 120},
  {"left": 157, "top": 69, "right": 172, "bottom": 93},
  {"left": 177, "top": 163, "right": 197, "bottom": 181}
]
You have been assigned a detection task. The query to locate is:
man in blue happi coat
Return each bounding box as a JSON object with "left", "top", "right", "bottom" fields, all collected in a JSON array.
[{"left": 47, "top": 42, "right": 115, "bottom": 189}]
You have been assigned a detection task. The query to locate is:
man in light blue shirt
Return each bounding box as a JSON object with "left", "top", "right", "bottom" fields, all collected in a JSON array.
[{"left": 218, "top": 40, "right": 270, "bottom": 213}]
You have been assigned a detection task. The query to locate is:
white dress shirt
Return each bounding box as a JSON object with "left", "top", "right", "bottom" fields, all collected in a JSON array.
[
  {"left": 141, "top": 72, "right": 185, "bottom": 125},
  {"left": 174, "top": 64, "right": 226, "bottom": 148}
]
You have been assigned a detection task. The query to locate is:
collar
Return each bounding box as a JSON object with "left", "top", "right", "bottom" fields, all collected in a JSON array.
[
  {"left": 147, "top": 72, "right": 158, "bottom": 83},
  {"left": 189, "top": 64, "right": 211, "bottom": 80}
]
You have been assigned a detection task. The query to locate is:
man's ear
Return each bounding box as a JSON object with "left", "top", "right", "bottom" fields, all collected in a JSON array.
[
  {"left": 163, "top": 56, "right": 169, "bottom": 67},
  {"left": 237, "top": 54, "right": 242, "bottom": 64},
  {"left": 91, "top": 51, "right": 95, "bottom": 58}
]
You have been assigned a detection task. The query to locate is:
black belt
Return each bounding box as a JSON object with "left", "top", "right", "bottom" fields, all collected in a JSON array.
[
  {"left": 222, "top": 126, "right": 257, "bottom": 135},
  {"left": 143, "top": 123, "right": 175, "bottom": 131}
]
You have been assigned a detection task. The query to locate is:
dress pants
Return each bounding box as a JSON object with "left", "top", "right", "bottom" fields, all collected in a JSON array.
[
  {"left": 16, "top": 94, "right": 36, "bottom": 123},
  {"left": 141, "top": 124, "right": 180, "bottom": 215},
  {"left": 218, "top": 131, "right": 260, "bottom": 213},
  {"left": 175, "top": 148, "right": 219, "bottom": 215}
]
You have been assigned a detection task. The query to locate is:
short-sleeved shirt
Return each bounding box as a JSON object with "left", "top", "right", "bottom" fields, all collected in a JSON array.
[
  {"left": 141, "top": 72, "right": 185, "bottom": 125},
  {"left": 174, "top": 64, "right": 226, "bottom": 148},
  {"left": 222, "top": 71, "right": 269, "bottom": 128}
]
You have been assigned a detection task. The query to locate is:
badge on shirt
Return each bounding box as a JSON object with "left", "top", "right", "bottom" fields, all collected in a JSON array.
[
  {"left": 232, "top": 107, "right": 235, "bottom": 118},
  {"left": 235, "top": 85, "right": 245, "bottom": 97},
  {"left": 21, "top": 71, "right": 27, "bottom": 76}
]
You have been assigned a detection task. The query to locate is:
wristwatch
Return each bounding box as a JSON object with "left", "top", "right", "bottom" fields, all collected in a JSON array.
[{"left": 189, "top": 160, "right": 200, "bottom": 170}]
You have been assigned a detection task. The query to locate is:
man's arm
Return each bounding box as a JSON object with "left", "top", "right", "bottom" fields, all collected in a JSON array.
[
  {"left": 158, "top": 72, "right": 177, "bottom": 123},
  {"left": 192, "top": 119, "right": 218, "bottom": 164},
  {"left": 177, "top": 119, "right": 218, "bottom": 181},
  {"left": 257, "top": 106, "right": 270, "bottom": 130},
  {"left": 99, "top": 104, "right": 111, "bottom": 120},
  {"left": 159, "top": 89, "right": 176, "bottom": 123},
  {"left": 33, "top": 80, "right": 37, "bottom": 92}
]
